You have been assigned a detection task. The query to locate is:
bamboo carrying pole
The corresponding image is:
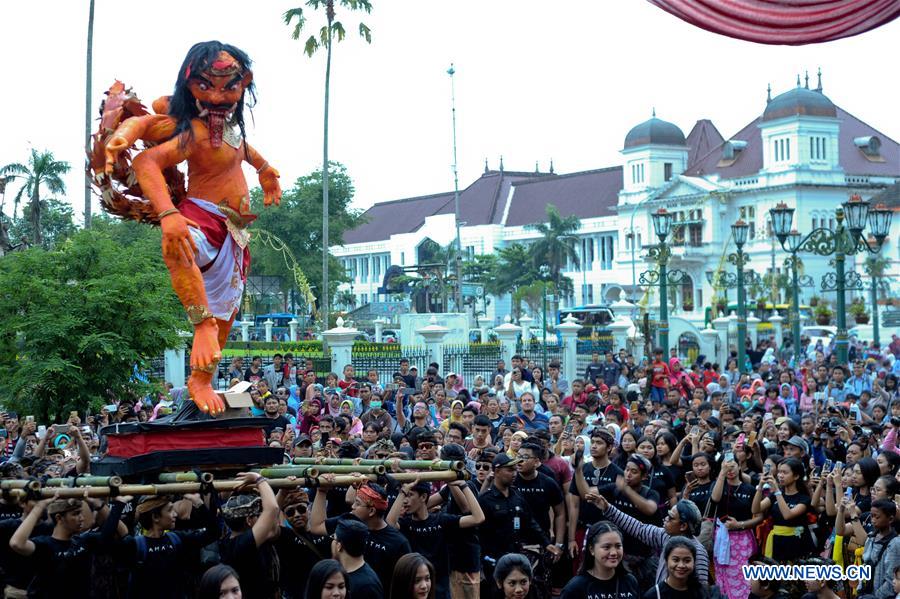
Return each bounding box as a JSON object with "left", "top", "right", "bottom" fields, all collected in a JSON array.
[
  {"left": 1, "top": 470, "right": 466, "bottom": 499},
  {"left": 291, "top": 458, "right": 464, "bottom": 471},
  {"left": 158, "top": 472, "right": 215, "bottom": 484},
  {"left": 258, "top": 465, "right": 384, "bottom": 477},
  {"left": 45, "top": 476, "right": 123, "bottom": 488}
]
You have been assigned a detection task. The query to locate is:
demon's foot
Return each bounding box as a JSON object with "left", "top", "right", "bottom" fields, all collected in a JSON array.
[
  {"left": 188, "top": 371, "right": 225, "bottom": 416},
  {"left": 190, "top": 319, "right": 221, "bottom": 370}
]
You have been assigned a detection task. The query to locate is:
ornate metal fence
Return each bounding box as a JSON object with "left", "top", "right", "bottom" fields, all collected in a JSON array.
[
  {"left": 351, "top": 344, "right": 431, "bottom": 386},
  {"left": 516, "top": 340, "right": 565, "bottom": 370},
  {"left": 443, "top": 343, "right": 503, "bottom": 385}
]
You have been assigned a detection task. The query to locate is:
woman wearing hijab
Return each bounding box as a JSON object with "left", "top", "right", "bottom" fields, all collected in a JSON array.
[
  {"left": 339, "top": 399, "right": 363, "bottom": 436},
  {"left": 439, "top": 400, "right": 465, "bottom": 432},
  {"left": 668, "top": 358, "right": 694, "bottom": 400}
]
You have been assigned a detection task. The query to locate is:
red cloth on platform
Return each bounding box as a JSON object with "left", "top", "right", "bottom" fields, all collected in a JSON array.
[{"left": 647, "top": 0, "right": 900, "bottom": 45}]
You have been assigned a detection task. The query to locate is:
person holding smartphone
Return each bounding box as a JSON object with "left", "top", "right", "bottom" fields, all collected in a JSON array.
[
  {"left": 711, "top": 453, "right": 761, "bottom": 599},
  {"left": 752, "top": 457, "right": 815, "bottom": 561}
]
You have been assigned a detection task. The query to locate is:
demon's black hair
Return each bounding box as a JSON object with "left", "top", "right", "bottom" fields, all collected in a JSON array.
[{"left": 169, "top": 40, "right": 256, "bottom": 156}]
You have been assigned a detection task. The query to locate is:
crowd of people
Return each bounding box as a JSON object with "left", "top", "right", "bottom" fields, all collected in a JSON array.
[{"left": 3, "top": 334, "right": 900, "bottom": 598}]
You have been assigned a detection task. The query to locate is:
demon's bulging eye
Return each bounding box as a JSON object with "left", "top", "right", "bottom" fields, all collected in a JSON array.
[
  {"left": 198, "top": 82, "right": 209, "bottom": 91},
  {"left": 228, "top": 83, "right": 240, "bottom": 91}
]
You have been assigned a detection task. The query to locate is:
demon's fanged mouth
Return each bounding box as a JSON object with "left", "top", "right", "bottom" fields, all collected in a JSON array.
[{"left": 196, "top": 99, "right": 237, "bottom": 148}]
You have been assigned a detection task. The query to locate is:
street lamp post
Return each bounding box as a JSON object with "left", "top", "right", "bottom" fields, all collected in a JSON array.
[
  {"left": 780, "top": 234, "right": 816, "bottom": 360},
  {"left": 864, "top": 259, "right": 883, "bottom": 348},
  {"left": 729, "top": 221, "right": 751, "bottom": 373},
  {"left": 540, "top": 264, "right": 551, "bottom": 369},
  {"left": 640, "top": 209, "right": 687, "bottom": 354},
  {"left": 770, "top": 196, "right": 892, "bottom": 364}
]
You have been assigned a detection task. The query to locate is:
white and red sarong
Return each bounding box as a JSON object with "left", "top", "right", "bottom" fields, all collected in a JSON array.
[{"left": 178, "top": 198, "right": 251, "bottom": 321}]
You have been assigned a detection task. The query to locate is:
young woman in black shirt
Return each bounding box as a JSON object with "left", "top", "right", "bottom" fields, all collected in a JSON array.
[
  {"left": 752, "top": 456, "right": 815, "bottom": 561},
  {"left": 560, "top": 522, "right": 640, "bottom": 599},
  {"left": 642, "top": 536, "right": 709, "bottom": 599},
  {"left": 711, "top": 455, "right": 761, "bottom": 599},
  {"left": 636, "top": 436, "right": 676, "bottom": 510}
]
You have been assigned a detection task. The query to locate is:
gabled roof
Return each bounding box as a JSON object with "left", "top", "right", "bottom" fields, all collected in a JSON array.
[
  {"left": 684, "top": 106, "right": 900, "bottom": 179},
  {"left": 872, "top": 181, "right": 900, "bottom": 209},
  {"left": 342, "top": 170, "right": 549, "bottom": 244},
  {"left": 685, "top": 119, "right": 725, "bottom": 170},
  {"left": 504, "top": 167, "right": 623, "bottom": 227}
]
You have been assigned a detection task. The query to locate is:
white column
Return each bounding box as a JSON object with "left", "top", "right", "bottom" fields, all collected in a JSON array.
[
  {"left": 747, "top": 315, "right": 761, "bottom": 349},
  {"left": 479, "top": 325, "right": 489, "bottom": 344},
  {"left": 374, "top": 318, "right": 386, "bottom": 343},
  {"left": 770, "top": 313, "right": 785, "bottom": 348},
  {"left": 163, "top": 330, "right": 192, "bottom": 387},
  {"left": 264, "top": 319, "right": 274, "bottom": 343},
  {"left": 557, "top": 313, "right": 581, "bottom": 383},
  {"left": 322, "top": 317, "right": 359, "bottom": 375},
  {"left": 608, "top": 319, "right": 631, "bottom": 353},
  {"left": 713, "top": 316, "right": 731, "bottom": 368},
  {"left": 519, "top": 315, "right": 534, "bottom": 344},
  {"left": 700, "top": 327, "right": 720, "bottom": 367},
  {"left": 610, "top": 299, "right": 637, "bottom": 321},
  {"left": 494, "top": 315, "right": 522, "bottom": 364},
  {"left": 240, "top": 319, "right": 253, "bottom": 342},
  {"left": 416, "top": 316, "right": 450, "bottom": 373},
  {"left": 288, "top": 319, "right": 299, "bottom": 342}
]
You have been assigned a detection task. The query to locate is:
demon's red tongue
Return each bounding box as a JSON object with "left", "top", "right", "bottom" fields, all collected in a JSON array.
[{"left": 208, "top": 111, "right": 226, "bottom": 148}]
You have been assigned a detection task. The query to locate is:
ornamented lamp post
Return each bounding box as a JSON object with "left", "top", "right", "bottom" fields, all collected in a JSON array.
[
  {"left": 539, "top": 264, "right": 551, "bottom": 369},
  {"left": 770, "top": 196, "right": 892, "bottom": 364},
  {"left": 640, "top": 209, "right": 687, "bottom": 354},
  {"left": 729, "top": 220, "right": 751, "bottom": 373},
  {"left": 778, "top": 228, "right": 817, "bottom": 360},
  {"left": 864, "top": 259, "right": 884, "bottom": 348}
]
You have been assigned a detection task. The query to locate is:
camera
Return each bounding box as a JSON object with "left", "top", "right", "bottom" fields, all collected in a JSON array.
[{"left": 890, "top": 417, "right": 900, "bottom": 427}]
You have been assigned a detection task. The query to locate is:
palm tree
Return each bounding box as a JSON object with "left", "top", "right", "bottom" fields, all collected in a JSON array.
[
  {"left": 527, "top": 204, "right": 581, "bottom": 291},
  {"left": 0, "top": 150, "right": 70, "bottom": 246},
  {"left": 284, "top": 1, "right": 372, "bottom": 330},
  {"left": 84, "top": 0, "right": 96, "bottom": 228}
]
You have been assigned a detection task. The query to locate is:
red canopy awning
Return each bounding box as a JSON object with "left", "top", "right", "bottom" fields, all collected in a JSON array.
[{"left": 647, "top": 0, "right": 900, "bottom": 45}]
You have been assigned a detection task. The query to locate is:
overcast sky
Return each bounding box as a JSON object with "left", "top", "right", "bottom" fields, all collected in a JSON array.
[{"left": 1, "top": 1, "right": 897, "bottom": 223}]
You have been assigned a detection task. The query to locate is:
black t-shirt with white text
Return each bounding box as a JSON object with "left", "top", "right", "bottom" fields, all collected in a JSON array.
[
  {"left": 346, "top": 563, "right": 384, "bottom": 599},
  {"left": 596, "top": 483, "right": 661, "bottom": 556},
  {"left": 398, "top": 513, "right": 461, "bottom": 585},
  {"left": 560, "top": 571, "right": 640, "bottom": 599},
  {"left": 218, "top": 530, "right": 279, "bottom": 599},
  {"left": 642, "top": 581, "right": 700, "bottom": 599},
  {"left": 569, "top": 461, "right": 623, "bottom": 526},
  {"left": 437, "top": 480, "right": 481, "bottom": 573},
  {"left": 514, "top": 472, "right": 564, "bottom": 535},
  {"left": 715, "top": 482, "right": 756, "bottom": 522},
  {"left": 326, "top": 514, "right": 411, "bottom": 593},
  {"left": 27, "top": 532, "right": 104, "bottom": 598}
]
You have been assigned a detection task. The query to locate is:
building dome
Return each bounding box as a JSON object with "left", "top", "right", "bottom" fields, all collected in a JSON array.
[
  {"left": 623, "top": 116, "right": 686, "bottom": 149},
  {"left": 762, "top": 87, "right": 836, "bottom": 122}
]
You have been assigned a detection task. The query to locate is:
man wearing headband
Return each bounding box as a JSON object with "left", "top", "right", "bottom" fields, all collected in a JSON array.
[
  {"left": 311, "top": 481, "right": 410, "bottom": 594},
  {"left": 10, "top": 495, "right": 105, "bottom": 597},
  {"left": 103, "top": 491, "right": 217, "bottom": 599},
  {"left": 567, "top": 427, "right": 623, "bottom": 565},
  {"left": 218, "top": 472, "right": 280, "bottom": 599}
]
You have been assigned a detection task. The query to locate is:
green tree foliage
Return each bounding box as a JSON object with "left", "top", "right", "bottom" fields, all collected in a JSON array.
[
  {"left": 0, "top": 149, "right": 71, "bottom": 246},
  {"left": 8, "top": 199, "right": 77, "bottom": 248},
  {"left": 0, "top": 227, "right": 183, "bottom": 420},
  {"left": 527, "top": 204, "right": 580, "bottom": 291},
  {"left": 249, "top": 162, "right": 365, "bottom": 309}
]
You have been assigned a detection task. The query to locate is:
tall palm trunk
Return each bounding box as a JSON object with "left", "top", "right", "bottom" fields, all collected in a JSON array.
[
  {"left": 84, "top": 0, "right": 95, "bottom": 228},
  {"left": 30, "top": 189, "right": 42, "bottom": 246},
  {"left": 321, "top": 2, "right": 333, "bottom": 329}
]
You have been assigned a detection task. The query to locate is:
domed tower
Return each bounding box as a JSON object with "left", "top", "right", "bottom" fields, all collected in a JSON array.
[
  {"left": 760, "top": 72, "right": 840, "bottom": 172},
  {"left": 621, "top": 111, "right": 688, "bottom": 194}
]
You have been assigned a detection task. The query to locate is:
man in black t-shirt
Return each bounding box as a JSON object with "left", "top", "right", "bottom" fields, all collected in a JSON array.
[
  {"left": 0, "top": 497, "right": 52, "bottom": 595},
  {"left": 332, "top": 519, "right": 384, "bottom": 599},
  {"left": 514, "top": 442, "right": 565, "bottom": 543},
  {"left": 566, "top": 429, "right": 623, "bottom": 561},
  {"left": 275, "top": 490, "right": 331, "bottom": 599},
  {"left": 9, "top": 496, "right": 106, "bottom": 598},
  {"left": 218, "top": 473, "right": 281, "bottom": 599},
  {"left": 311, "top": 481, "right": 411, "bottom": 596},
  {"left": 104, "top": 492, "right": 218, "bottom": 599},
  {"left": 387, "top": 479, "right": 484, "bottom": 599}
]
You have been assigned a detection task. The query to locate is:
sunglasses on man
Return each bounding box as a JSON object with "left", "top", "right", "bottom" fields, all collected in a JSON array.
[{"left": 284, "top": 504, "right": 308, "bottom": 517}]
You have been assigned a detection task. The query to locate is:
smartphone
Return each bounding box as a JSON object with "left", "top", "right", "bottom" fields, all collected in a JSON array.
[
  {"left": 723, "top": 442, "right": 733, "bottom": 453},
  {"left": 25, "top": 416, "right": 34, "bottom": 424},
  {"left": 764, "top": 463, "right": 772, "bottom": 475},
  {"left": 823, "top": 459, "right": 833, "bottom": 473},
  {"left": 0, "top": 429, "right": 7, "bottom": 439},
  {"left": 69, "top": 411, "right": 79, "bottom": 420},
  {"left": 685, "top": 472, "right": 697, "bottom": 484},
  {"left": 54, "top": 424, "right": 72, "bottom": 434},
  {"left": 103, "top": 404, "right": 117, "bottom": 413},
  {"left": 631, "top": 401, "right": 639, "bottom": 412},
  {"left": 565, "top": 422, "right": 574, "bottom": 435},
  {"left": 36, "top": 425, "right": 46, "bottom": 439},
  {"left": 690, "top": 426, "right": 701, "bottom": 436},
  {"left": 844, "top": 487, "right": 854, "bottom": 500},
  {"left": 688, "top": 418, "right": 700, "bottom": 426},
  {"left": 748, "top": 431, "right": 758, "bottom": 445},
  {"left": 834, "top": 461, "right": 844, "bottom": 472},
  {"left": 724, "top": 451, "right": 735, "bottom": 462}
]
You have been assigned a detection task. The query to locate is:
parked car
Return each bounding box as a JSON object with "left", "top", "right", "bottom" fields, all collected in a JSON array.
[{"left": 801, "top": 325, "right": 837, "bottom": 348}]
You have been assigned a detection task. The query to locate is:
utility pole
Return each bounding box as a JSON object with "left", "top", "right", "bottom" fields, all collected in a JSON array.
[
  {"left": 84, "top": 0, "right": 95, "bottom": 228},
  {"left": 448, "top": 63, "right": 463, "bottom": 312}
]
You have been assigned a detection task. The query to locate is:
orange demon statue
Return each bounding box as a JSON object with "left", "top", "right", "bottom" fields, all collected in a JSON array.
[{"left": 90, "top": 41, "right": 281, "bottom": 416}]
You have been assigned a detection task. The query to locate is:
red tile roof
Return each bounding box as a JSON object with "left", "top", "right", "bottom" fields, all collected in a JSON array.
[
  {"left": 685, "top": 119, "right": 725, "bottom": 171},
  {"left": 504, "top": 167, "right": 623, "bottom": 226},
  {"left": 684, "top": 106, "right": 899, "bottom": 179}
]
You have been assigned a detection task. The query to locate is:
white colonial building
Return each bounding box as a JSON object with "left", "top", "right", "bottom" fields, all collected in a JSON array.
[{"left": 333, "top": 75, "right": 899, "bottom": 327}]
